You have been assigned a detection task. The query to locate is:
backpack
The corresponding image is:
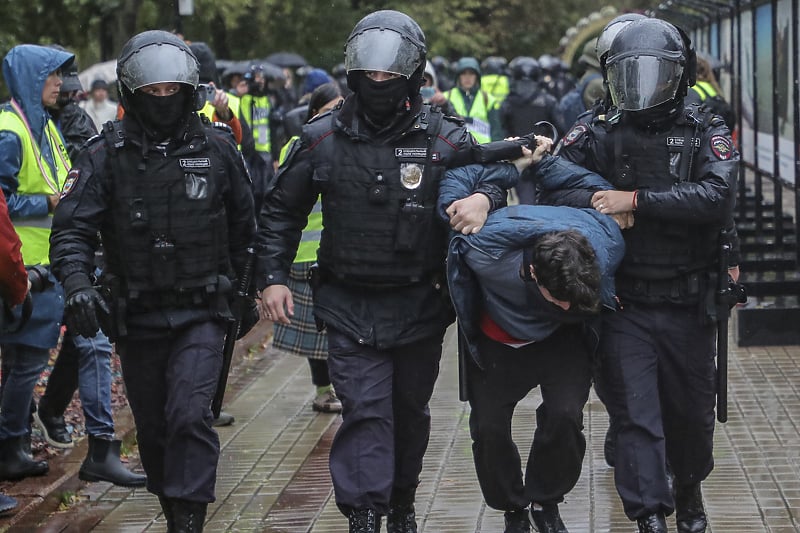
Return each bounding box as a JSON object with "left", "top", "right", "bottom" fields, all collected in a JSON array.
[{"left": 556, "top": 72, "right": 602, "bottom": 132}]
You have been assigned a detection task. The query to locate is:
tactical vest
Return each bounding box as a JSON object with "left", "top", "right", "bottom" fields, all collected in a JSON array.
[
  {"left": 0, "top": 100, "right": 71, "bottom": 266},
  {"left": 445, "top": 88, "right": 493, "bottom": 143},
  {"left": 101, "top": 121, "right": 232, "bottom": 303},
  {"left": 304, "top": 106, "right": 450, "bottom": 286},
  {"left": 609, "top": 107, "right": 718, "bottom": 299}
]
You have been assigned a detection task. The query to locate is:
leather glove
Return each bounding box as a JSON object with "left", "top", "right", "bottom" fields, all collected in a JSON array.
[
  {"left": 63, "top": 273, "right": 110, "bottom": 339},
  {"left": 236, "top": 299, "right": 260, "bottom": 340}
]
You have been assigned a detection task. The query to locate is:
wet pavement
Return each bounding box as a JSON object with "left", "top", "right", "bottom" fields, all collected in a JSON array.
[{"left": 4, "top": 313, "right": 800, "bottom": 532}]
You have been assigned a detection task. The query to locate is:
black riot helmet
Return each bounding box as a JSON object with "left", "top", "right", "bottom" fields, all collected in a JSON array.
[
  {"left": 595, "top": 13, "right": 647, "bottom": 69},
  {"left": 510, "top": 56, "right": 541, "bottom": 82},
  {"left": 116, "top": 30, "right": 200, "bottom": 136},
  {"left": 481, "top": 56, "right": 508, "bottom": 76},
  {"left": 344, "top": 10, "right": 427, "bottom": 98},
  {"left": 605, "top": 18, "right": 694, "bottom": 113}
]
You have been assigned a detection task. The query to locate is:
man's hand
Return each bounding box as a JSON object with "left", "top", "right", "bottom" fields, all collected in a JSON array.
[
  {"left": 509, "top": 135, "right": 552, "bottom": 174},
  {"left": 259, "top": 285, "right": 294, "bottom": 324},
  {"left": 591, "top": 190, "right": 636, "bottom": 215},
  {"left": 728, "top": 265, "right": 740, "bottom": 283},
  {"left": 64, "top": 287, "right": 110, "bottom": 338},
  {"left": 211, "top": 87, "right": 233, "bottom": 121},
  {"left": 446, "top": 192, "right": 490, "bottom": 234},
  {"left": 47, "top": 194, "right": 59, "bottom": 213},
  {"left": 610, "top": 212, "right": 635, "bottom": 229}
]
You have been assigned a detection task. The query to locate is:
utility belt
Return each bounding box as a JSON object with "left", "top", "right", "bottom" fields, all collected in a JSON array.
[
  {"left": 616, "top": 272, "right": 706, "bottom": 304},
  {"left": 98, "top": 274, "right": 232, "bottom": 339}
]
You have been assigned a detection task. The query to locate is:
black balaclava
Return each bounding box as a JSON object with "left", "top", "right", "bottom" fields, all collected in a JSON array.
[
  {"left": 356, "top": 74, "right": 410, "bottom": 127},
  {"left": 130, "top": 87, "right": 190, "bottom": 140}
]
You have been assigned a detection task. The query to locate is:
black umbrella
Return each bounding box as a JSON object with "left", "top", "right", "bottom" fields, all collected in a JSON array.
[
  {"left": 250, "top": 60, "right": 287, "bottom": 81},
  {"left": 265, "top": 51, "right": 307, "bottom": 68}
]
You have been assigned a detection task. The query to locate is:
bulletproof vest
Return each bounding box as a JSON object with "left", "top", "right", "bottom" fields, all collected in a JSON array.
[
  {"left": 305, "top": 106, "right": 451, "bottom": 286},
  {"left": 101, "top": 121, "right": 232, "bottom": 301},
  {"left": 609, "top": 106, "right": 718, "bottom": 300}
]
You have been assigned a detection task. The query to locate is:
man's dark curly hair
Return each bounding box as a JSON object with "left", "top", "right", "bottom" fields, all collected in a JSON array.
[{"left": 529, "top": 230, "right": 601, "bottom": 314}]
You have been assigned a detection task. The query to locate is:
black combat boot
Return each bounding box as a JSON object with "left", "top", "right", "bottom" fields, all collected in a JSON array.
[
  {"left": 0, "top": 435, "right": 48, "bottom": 481},
  {"left": 636, "top": 512, "right": 668, "bottom": 533},
  {"left": 504, "top": 508, "right": 531, "bottom": 533},
  {"left": 349, "top": 508, "right": 381, "bottom": 533},
  {"left": 530, "top": 504, "right": 568, "bottom": 532},
  {"left": 675, "top": 483, "right": 707, "bottom": 533},
  {"left": 170, "top": 499, "right": 207, "bottom": 533},
  {"left": 79, "top": 435, "right": 147, "bottom": 487},
  {"left": 158, "top": 496, "right": 175, "bottom": 531},
  {"left": 386, "top": 503, "right": 417, "bottom": 533}
]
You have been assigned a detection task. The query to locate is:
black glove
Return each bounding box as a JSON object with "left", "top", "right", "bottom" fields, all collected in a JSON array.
[
  {"left": 63, "top": 273, "right": 110, "bottom": 339},
  {"left": 236, "top": 299, "right": 260, "bottom": 340}
]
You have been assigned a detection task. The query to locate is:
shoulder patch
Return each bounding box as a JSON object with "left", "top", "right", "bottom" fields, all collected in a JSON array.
[
  {"left": 562, "top": 124, "right": 588, "bottom": 147},
  {"left": 60, "top": 169, "right": 81, "bottom": 198},
  {"left": 710, "top": 135, "right": 734, "bottom": 160}
]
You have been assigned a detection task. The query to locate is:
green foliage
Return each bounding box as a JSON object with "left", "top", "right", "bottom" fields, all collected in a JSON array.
[{"left": 0, "top": 0, "right": 656, "bottom": 91}]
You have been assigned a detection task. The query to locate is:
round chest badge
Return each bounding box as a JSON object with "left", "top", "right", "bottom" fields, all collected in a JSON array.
[{"left": 400, "top": 163, "right": 423, "bottom": 190}]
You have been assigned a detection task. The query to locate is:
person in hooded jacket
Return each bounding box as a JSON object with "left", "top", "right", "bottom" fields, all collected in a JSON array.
[
  {"left": 443, "top": 57, "right": 503, "bottom": 142},
  {"left": 0, "top": 44, "right": 74, "bottom": 482},
  {"left": 257, "top": 10, "right": 507, "bottom": 533},
  {"left": 49, "top": 31, "right": 256, "bottom": 533}
]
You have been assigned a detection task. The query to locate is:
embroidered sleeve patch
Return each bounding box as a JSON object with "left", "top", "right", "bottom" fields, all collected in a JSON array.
[
  {"left": 710, "top": 135, "right": 733, "bottom": 160},
  {"left": 60, "top": 169, "right": 80, "bottom": 198},
  {"left": 561, "top": 124, "right": 587, "bottom": 147}
]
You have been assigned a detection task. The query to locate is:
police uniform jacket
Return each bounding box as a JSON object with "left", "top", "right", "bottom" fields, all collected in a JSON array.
[
  {"left": 256, "top": 96, "right": 506, "bottom": 350},
  {"left": 554, "top": 104, "right": 739, "bottom": 305},
  {"left": 49, "top": 113, "right": 256, "bottom": 332},
  {"left": 440, "top": 156, "right": 625, "bottom": 366}
]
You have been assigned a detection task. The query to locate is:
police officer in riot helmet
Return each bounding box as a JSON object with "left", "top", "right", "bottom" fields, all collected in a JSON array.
[
  {"left": 257, "top": 10, "right": 507, "bottom": 533},
  {"left": 554, "top": 18, "right": 739, "bottom": 533},
  {"left": 49, "top": 30, "right": 256, "bottom": 533}
]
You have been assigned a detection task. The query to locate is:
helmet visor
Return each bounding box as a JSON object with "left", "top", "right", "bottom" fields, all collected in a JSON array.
[
  {"left": 607, "top": 54, "right": 683, "bottom": 111},
  {"left": 119, "top": 42, "right": 199, "bottom": 92},
  {"left": 345, "top": 28, "right": 421, "bottom": 78}
]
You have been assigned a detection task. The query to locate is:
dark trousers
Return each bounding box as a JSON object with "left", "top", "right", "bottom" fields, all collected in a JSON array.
[
  {"left": 326, "top": 327, "right": 443, "bottom": 515},
  {"left": 308, "top": 358, "right": 331, "bottom": 387},
  {"left": 599, "top": 303, "right": 716, "bottom": 520},
  {"left": 467, "top": 325, "right": 591, "bottom": 511},
  {"left": 116, "top": 319, "right": 225, "bottom": 503}
]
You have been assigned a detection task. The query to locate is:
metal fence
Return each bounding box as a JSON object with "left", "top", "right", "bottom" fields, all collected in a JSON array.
[{"left": 652, "top": 0, "right": 800, "bottom": 344}]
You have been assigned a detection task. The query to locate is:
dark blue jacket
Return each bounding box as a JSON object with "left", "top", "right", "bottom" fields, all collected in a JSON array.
[{"left": 439, "top": 156, "right": 625, "bottom": 366}]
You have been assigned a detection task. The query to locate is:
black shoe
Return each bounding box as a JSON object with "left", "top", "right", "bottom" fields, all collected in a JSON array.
[
  {"left": 637, "top": 512, "right": 668, "bottom": 533},
  {"left": 530, "top": 504, "right": 568, "bottom": 533},
  {"left": 504, "top": 508, "right": 531, "bottom": 533},
  {"left": 675, "top": 483, "right": 707, "bottom": 533},
  {"left": 0, "top": 493, "right": 17, "bottom": 516},
  {"left": 211, "top": 411, "right": 235, "bottom": 427},
  {"left": 79, "top": 435, "right": 147, "bottom": 487},
  {"left": 348, "top": 508, "right": 381, "bottom": 533},
  {"left": 386, "top": 503, "right": 416, "bottom": 533},
  {"left": 0, "top": 436, "right": 49, "bottom": 481},
  {"left": 169, "top": 498, "right": 207, "bottom": 533},
  {"left": 33, "top": 408, "right": 73, "bottom": 449}
]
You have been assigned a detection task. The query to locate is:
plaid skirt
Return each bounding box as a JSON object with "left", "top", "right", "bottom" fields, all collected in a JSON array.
[{"left": 272, "top": 262, "right": 328, "bottom": 360}]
